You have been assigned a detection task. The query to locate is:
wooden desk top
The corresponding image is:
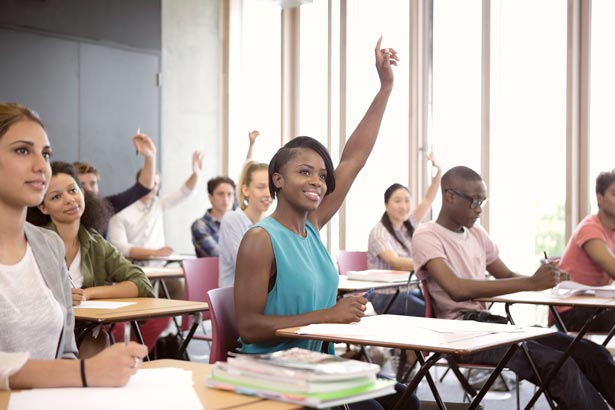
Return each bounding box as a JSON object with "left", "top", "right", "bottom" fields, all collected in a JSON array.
[
  {"left": 142, "top": 266, "right": 185, "bottom": 280},
  {"left": 74, "top": 298, "right": 208, "bottom": 323},
  {"left": 0, "top": 360, "right": 301, "bottom": 410},
  {"left": 477, "top": 291, "right": 615, "bottom": 308},
  {"left": 337, "top": 276, "right": 414, "bottom": 293},
  {"left": 276, "top": 314, "right": 556, "bottom": 355},
  {"left": 132, "top": 254, "right": 197, "bottom": 263}
]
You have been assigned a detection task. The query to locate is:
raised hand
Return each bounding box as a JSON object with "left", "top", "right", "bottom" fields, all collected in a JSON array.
[
  {"left": 248, "top": 130, "right": 260, "bottom": 145},
  {"left": 133, "top": 133, "right": 156, "bottom": 158},
  {"left": 374, "top": 36, "right": 399, "bottom": 91},
  {"left": 192, "top": 151, "right": 204, "bottom": 176}
]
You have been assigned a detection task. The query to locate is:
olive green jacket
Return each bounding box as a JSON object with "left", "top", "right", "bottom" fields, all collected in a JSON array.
[{"left": 45, "top": 223, "right": 154, "bottom": 297}]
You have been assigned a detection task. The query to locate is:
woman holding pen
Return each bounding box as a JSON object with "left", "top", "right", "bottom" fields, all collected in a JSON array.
[
  {"left": 234, "top": 38, "right": 419, "bottom": 409},
  {"left": 27, "top": 161, "right": 168, "bottom": 355},
  {"left": 0, "top": 102, "right": 146, "bottom": 390}
]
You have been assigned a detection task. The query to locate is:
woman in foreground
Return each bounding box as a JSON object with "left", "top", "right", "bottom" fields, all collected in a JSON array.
[
  {"left": 0, "top": 102, "right": 146, "bottom": 390},
  {"left": 234, "top": 38, "right": 419, "bottom": 410}
]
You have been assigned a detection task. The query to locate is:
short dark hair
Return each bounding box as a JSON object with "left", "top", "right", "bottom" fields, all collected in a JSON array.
[
  {"left": 441, "top": 166, "right": 483, "bottom": 191},
  {"left": 27, "top": 161, "right": 111, "bottom": 232},
  {"left": 208, "top": 176, "right": 236, "bottom": 195},
  {"left": 268, "top": 136, "right": 336, "bottom": 199},
  {"left": 596, "top": 170, "right": 615, "bottom": 196},
  {"left": 73, "top": 161, "right": 99, "bottom": 178}
]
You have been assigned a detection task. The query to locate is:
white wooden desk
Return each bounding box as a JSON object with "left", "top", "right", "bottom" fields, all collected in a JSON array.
[
  {"left": 276, "top": 314, "right": 556, "bottom": 410},
  {"left": 477, "top": 291, "right": 615, "bottom": 409},
  {"left": 74, "top": 298, "right": 208, "bottom": 361},
  {"left": 0, "top": 360, "right": 302, "bottom": 410}
]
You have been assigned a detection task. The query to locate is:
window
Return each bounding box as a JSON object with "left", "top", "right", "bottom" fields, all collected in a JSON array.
[
  {"left": 489, "top": 0, "right": 567, "bottom": 273},
  {"left": 589, "top": 0, "right": 615, "bottom": 212}
]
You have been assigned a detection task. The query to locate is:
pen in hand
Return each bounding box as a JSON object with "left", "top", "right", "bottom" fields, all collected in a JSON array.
[
  {"left": 124, "top": 322, "right": 131, "bottom": 345},
  {"left": 363, "top": 288, "right": 375, "bottom": 300}
]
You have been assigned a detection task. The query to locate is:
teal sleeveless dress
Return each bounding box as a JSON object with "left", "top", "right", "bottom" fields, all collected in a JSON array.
[{"left": 238, "top": 217, "right": 339, "bottom": 354}]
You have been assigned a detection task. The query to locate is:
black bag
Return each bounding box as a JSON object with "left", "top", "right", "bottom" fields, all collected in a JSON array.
[
  {"left": 462, "top": 310, "right": 508, "bottom": 324},
  {"left": 153, "top": 333, "right": 184, "bottom": 359}
]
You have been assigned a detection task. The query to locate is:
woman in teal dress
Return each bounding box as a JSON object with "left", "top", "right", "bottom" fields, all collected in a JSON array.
[{"left": 234, "top": 38, "right": 419, "bottom": 410}]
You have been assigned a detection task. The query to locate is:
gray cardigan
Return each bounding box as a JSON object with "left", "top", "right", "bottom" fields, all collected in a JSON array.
[{"left": 24, "top": 223, "right": 78, "bottom": 360}]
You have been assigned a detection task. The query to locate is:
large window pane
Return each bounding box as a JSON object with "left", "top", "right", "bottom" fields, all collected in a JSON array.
[
  {"left": 589, "top": 0, "right": 615, "bottom": 212},
  {"left": 228, "top": 2, "right": 281, "bottom": 183},
  {"left": 344, "top": 0, "right": 410, "bottom": 252},
  {"left": 489, "top": 0, "right": 567, "bottom": 277},
  {"left": 431, "top": 0, "right": 482, "bottom": 214}
]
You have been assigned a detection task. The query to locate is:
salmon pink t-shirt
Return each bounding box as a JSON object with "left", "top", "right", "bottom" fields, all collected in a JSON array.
[
  {"left": 412, "top": 222, "right": 499, "bottom": 320},
  {"left": 559, "top": 214, "right": 615, "bottom": 287}
]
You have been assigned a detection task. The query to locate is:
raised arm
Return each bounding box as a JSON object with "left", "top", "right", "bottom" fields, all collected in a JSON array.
[
  {"left": 311, "top": 37, "right": 398, "bottom": 230},
  {"left": 234, "top": 228, "right": 367, "bottom": 343},
  {"left": 245, "top": 130, "right": 260, "bottom": 163},
  {"left": 133, "top": 133, "right": 157, "bottom": 189},
  {"left": 183, "top": 151, "right": 204, "bottom": 191},
  {"left": 413, "top": 152, "right": 443, "bottom": 223}
]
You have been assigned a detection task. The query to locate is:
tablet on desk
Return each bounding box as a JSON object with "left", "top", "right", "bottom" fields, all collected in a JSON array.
[{"left": 347, "top": 269, "right": 410, "bottom": 283}]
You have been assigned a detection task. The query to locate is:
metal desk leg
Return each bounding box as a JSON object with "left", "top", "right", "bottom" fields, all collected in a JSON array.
[
  {"left": 177, "top": 312, "right": 201, "bottom": 360},
  {"left": 130, "top": 321, "right": 150, "bottom": 361},
  {"left": 466, "top": 344, "right": 518, "bottom": 410},
  {"left": 382, "top": 289, "right": 401, "bottom": 314},
  {"left": 394, "top": 352, "right": 445, "bottom": 410},
  {"left": 523, "top": 307, "right": 604, "bottom": 410}
]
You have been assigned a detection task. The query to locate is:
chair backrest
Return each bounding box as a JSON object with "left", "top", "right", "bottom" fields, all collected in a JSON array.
[
  {"left": 181, "top": 257, "right": 219, "bottom": 330},
  {"left": 207, "top": 286, "right": 238, "bottom": 364},
  {"left": 337, "top": 251, "right": 368, "bottom": 275},
  {"left": 420, "top": 280, "right": 434, "bottom": 318}
]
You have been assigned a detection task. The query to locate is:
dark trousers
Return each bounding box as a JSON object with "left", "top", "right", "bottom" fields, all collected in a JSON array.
[
  {"left": 459, "top": 331, "right": 615, "bottom": 410},
  {"left": 560, "top": 306, "right": 615, "bottom": 332}
]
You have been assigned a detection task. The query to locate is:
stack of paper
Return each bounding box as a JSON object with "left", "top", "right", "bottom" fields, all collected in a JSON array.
[
  {"left": 347, "top": 269, "right": 411, "bottom": 283},
  {"left": 552, "top": 280, "right": 615, "bottom": 298},
  {"left": 206, "top": 347, "right": 396, "bottom": 408},
  {"left": 9, "top": 368, "right": 202, "bottom": 410}
]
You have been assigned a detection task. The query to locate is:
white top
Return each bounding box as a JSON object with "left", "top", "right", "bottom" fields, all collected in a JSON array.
[
  {"left": 68, "top": 247, "right": 84, "bottom": 288},
  {"left": 218, "top": 209, "right": 253, "bottom": 287},
  {"left": 0, "top": 244, "right": 64, "bottom": 389},
  {"left": 107, "top": 185, "right": 193, "bottom": 257}
]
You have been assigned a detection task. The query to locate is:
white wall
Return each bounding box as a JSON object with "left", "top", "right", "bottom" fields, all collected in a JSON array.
[{"left": 161, "top": 0, "right": 220, "bottom": 254}]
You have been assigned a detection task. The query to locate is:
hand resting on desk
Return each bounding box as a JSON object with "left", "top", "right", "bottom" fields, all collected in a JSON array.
[
  {"left": 85, "top": 342, "right": 147, "bottom": 387},
  {"left": 328, "top": 295, "right": 368, "bottom": 323}
]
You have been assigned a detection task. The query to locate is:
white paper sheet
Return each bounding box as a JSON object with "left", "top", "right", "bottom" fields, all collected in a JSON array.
[
  {"left": 9, "top": 368, "right": 203, "bottom": 410},
  {"left": 75, "top": 301, "right": 137, "bottom": 309}
]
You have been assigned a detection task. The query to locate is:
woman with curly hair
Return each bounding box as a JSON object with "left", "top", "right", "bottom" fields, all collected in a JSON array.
[{"left": 27, "top": 162, "right": 167, "bottom": 355}]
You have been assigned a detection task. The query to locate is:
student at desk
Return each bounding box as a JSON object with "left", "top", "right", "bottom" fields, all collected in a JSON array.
[
  {"left": 0, "top": 102, "right": 146, "bottom": 390},
  {"left": 558, "top": 169, "right": 615, "bottom": 331},
  {"left": 412, "top": 165, "right": 615, "bottom": 410},
  {"left": 27, "top": 162, "right": 167, "bottom": 355},
  {"left": 235, "top": 38, "right": 418, "bottom": 410},
  {"left": 366, "top": 153, "right": 442, "bottom": 317}
]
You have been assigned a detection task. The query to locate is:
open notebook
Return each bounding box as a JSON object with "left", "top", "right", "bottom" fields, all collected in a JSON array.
[{"left": 551, "top": 280, "right": 615, "bottom": 298}]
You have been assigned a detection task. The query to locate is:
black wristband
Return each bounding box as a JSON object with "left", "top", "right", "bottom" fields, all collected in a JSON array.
[{"left": 80, "top": 359, "right": 88, "bottom": 387}]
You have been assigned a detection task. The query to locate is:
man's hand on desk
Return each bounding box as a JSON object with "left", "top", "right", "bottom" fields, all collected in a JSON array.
[{"left": 530, "top": 263, "right": 569, "bottom": 291}]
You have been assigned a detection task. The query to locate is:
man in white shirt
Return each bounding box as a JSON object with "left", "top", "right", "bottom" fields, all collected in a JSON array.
[{"left": 108, "top": 151, "right": 204, "bottom": 261}]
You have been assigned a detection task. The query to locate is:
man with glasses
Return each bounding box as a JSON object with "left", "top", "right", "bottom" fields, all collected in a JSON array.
[{"left": 411, "top": 165, "right": 615, "bottom": 409}]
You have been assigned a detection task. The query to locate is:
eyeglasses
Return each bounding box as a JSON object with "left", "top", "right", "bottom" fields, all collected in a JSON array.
[{"left": 446, "top": 189, "right": 488, "bottom": 209}]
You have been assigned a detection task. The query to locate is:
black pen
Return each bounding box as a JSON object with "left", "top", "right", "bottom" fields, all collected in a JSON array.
[
  {"left": 136, "top": 127, "right": 140, "bottom": 155},
  {"left": 544, "top": 251, "right": 549, "bottom": 260}
]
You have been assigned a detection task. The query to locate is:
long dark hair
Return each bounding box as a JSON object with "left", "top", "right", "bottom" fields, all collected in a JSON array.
[
  {"left": 27, "top": 161, "right": 111, "bottom": 232},
  {"left": 381, "top": 183, "right": 414, "bottom": 252}
]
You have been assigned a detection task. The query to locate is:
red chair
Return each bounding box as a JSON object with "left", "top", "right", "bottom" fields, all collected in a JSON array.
[
  {"left": 207, "top": 286, "right": 239, "bottom": 364},
  {"left": 336, "top": 250, "right": 368, "bottom": 275},
  {"left": 181, "top": 257, "right": 219, "bottom": 342}
]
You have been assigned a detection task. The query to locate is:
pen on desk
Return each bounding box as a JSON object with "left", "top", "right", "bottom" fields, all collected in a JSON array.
[
  {"left": 363, "top": 287, "right": 375, "bottom": 299},
  {"left": 124, "top": 323, "right": 131, "bottom": 345}
]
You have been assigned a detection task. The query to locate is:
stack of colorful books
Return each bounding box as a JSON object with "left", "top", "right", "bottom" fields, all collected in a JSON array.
[{"left": 206, "top": 347, "right": 396, "bottom": 408}]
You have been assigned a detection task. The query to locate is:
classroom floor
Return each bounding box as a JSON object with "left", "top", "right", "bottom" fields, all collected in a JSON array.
[{"left": 183, "top": 323, "right": 614, "bottom": 410}]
